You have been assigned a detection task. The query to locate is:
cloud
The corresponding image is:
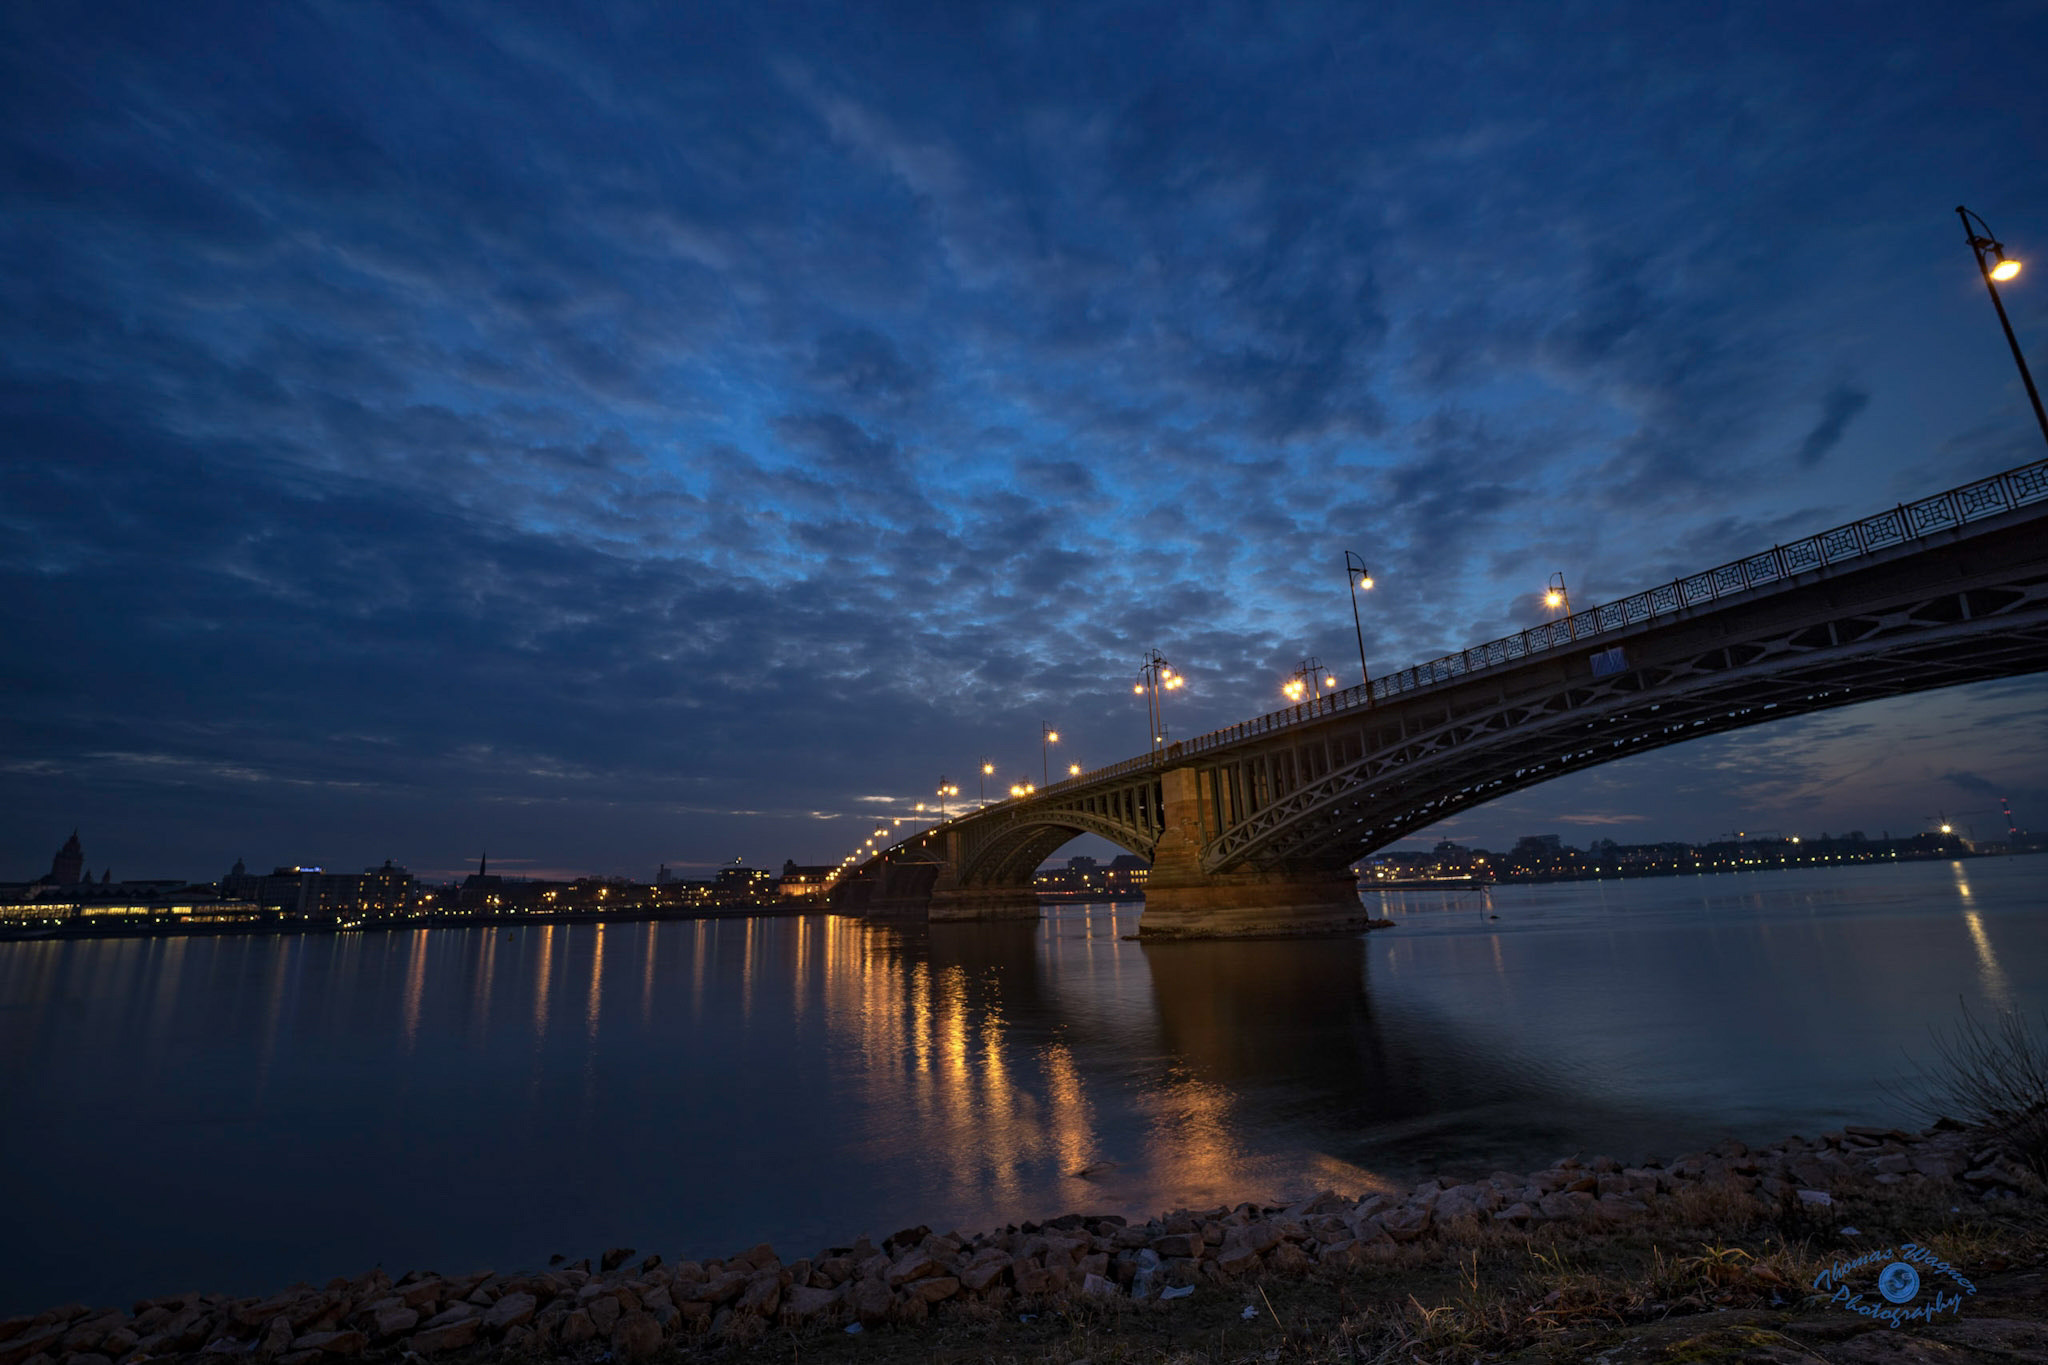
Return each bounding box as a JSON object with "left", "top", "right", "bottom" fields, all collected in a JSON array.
[{"left": 1795, "top": 383, "right": 1871, "bottom": 466}]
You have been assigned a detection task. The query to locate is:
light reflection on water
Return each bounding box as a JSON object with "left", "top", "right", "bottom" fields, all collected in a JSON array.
[{"left": 0, "top": 858, "right": 2043, "bottom": 1315}]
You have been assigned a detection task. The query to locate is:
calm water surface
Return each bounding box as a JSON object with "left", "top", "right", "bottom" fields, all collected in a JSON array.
[{"left": 2, "top": 857, "right": 2043, "bottom": 1313}]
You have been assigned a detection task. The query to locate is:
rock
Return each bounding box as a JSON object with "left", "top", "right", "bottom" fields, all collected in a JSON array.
[
  {"left": 599, "top": 1248, "right": 636, "bottom": 1273},
  {"left": 1871, "top": 1153, "right": 1912, "bottom": 1175},
  {"left": 0, "top": 1325, "right": 66, "bottom": 1365},
  {"left": 849, "top": 1280, "right": 892, "bottom": 1325},
  {"left": 909, "top": 1276, "right": 958, "bottom": 1304},
  {"left": 1379, "top": 1206, "right": 1432, "bottom": 1241},
  {"left": 1538, "top": 1191, "right": 1594, "bottom": 1220},
  {"left": 368, "top": 1306, "right": 416, "bottom": 1341},
  {"left": 959, "top": 1251, "right": 1011, "bottom": 1292},
  {"left": 688, "top": 1271, "right": 747, "bottom": 1305},
  {"left": 610, "top": 1311, "right": 661, "bottom": 1361},
  {"left": 778, "top": 1286, "right": 838, "bottom": 1325},
  {"left": 68, "top": 1353, "right": 114, "bottom": 1365},
  {"left": 287, "top": 1331, "right": 365, "bottom": 1356},
  {"left": 556, "top": 1310, "right": 595, "bottom": 1345},
  {"left": 258, "top": 1316, "right": 294, "bottom": 1360},
  {"left": 60, "top": 1315, "right": 122, "bottom": 1353},
  {"left": 1079, "top": 1274, "right": 1117, "bottom": 1298},
  {"left": 480, "top": 1293, "right": 535, "bottom": 1333},
  {"left": 1214, "top": 1242, "right": 1262, "bottom": 1276},
  {"left": 885, "top": 1249, "right": 939, "bottom": 1286},
  {"left": 395, "top": 1282, "right": 442, "bottom": 1312},
  {"left": 501, "top": 1326, "right": 534, "bottom": 1352},
  {"left": 98, "top": 1332, "right": 135, "bottom": 1359},
  {"left": 417, "top": 1303, "right": 475, "bottom": 1331},
  {"left": 585, "top": 1296, "right": 620, "bottom": 1334},
  {"left": 733, "top": 1243, "right": 779, "bottom": 1272},
  {"left": 404, "top": 1318, "right": 478, "bottom": 1355},
  {"left": 737, "top": 1275, "right": 780, "bottom": 1318},
  {"left": 276, "top": 1350, "right": 322, "bottom": 1365}
]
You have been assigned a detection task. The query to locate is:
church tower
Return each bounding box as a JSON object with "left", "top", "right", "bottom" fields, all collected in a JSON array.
[{"left": 46, "top": 831, "right": 84, "bottom": 886}]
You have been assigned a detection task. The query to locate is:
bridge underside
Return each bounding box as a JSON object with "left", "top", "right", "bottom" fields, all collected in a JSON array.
[{"left": 830, "top": 507, "right": 2048, "bottom": 937}]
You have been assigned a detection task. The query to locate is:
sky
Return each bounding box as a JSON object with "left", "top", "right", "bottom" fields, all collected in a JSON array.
[{"left": 4, "top": 0, "right": 2047, "bottom": 885}]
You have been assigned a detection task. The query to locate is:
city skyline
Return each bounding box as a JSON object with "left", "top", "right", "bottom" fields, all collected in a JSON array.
[{"left": 5, "top": 3, "right": 2048, "bottom": 883}]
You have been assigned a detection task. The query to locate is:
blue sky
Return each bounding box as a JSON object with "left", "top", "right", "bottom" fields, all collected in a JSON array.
[{"left": 4, "top": 0, "right": 2046, "bottom": 882}]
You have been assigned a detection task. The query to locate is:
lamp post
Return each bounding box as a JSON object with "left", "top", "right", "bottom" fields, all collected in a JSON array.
[
  {"left": 1544, "top": 572, "right": 1575, "bottom": 639},
  {"left": 1343, "top": 550, "right": 1374, "bottom": 697},
  {"left": 1281, "top": 656, "right": 1339, "bottom": 704},
  {"left": 1134, "top": 650, "right": 1185, "bottom": 754},
  {"left": 979, "top": 760, "right": 994, "bottom": 806},
  {"left": 935, "top": 778, "right": 958, "bottom": 818},
  {"left": 1040, "top": 723, "right": 1059, "bottom": 786},
  {"left": 1957, "top": 206, "right": 2048, "bottom": 452}
]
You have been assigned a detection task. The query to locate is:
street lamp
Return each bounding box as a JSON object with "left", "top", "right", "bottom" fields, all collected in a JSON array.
[
  {"left": 1068, "top": 761, "right": 1082, "bottom": 777},
  {"left": 1343, "top": 550, "right": 1375, "bottom": 697},
  {"left": 979, "top": 760, "right": 994, "bottom": 806},
  {"left": 935, "top": 779, "right": 959, "bottom": 817},
  {"left": 1041, "top": 723, "right": 1059, "bottom": 786},
  {"left": 1282, "top": 656, "right": 1338, "bottom": 704},
  {"left": 1543, "top": 572, "right": 1575, "bottom": 639},
  {"left": 1134, "top": 650, "right": 1185, "bottom": 753},
  {"left": 1958, "top": 205, "right": 2048, "bottom": 451}
]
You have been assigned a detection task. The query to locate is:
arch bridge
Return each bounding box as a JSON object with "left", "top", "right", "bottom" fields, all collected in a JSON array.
[{"left": 828, "top": 459, "right": 2048, "bottom": 937}]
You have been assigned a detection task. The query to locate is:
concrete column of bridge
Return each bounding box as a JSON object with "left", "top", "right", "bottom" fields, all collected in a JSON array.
[
  {"left": 926, "top": 828, "right": 1040, "bottom": 922},
  {"left": 1138, "top": 766, "right": 1377, "bottom": 939}
]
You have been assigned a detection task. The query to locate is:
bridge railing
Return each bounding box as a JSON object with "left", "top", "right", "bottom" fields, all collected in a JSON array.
[{"left": 1169, "top": 457, "right": 2048, "bottom": 758}]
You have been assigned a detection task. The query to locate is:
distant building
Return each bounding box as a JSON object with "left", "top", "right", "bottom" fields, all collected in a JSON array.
[
  {"left": 458, "top": 852, "right": 502, "bottom": 910},
  {"left": 777, "top": 860, "right": 835, "bottom": 899},
  {"left": 39, "top": 831, "right": 86, "bottom": 887}
]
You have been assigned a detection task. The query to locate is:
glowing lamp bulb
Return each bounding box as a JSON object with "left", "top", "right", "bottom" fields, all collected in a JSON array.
[
  {"left": 1134, "top": 683, "right": 1144, "bottom": 694},
  {"left": 1544, "top": 591, "right": 1565, "bottom": 608},
  {"left": 1359, "top": 575, "right": 1374, "bottom": 590},
  {"left": 1990, "top": 257, "right": 2022, "bottom": 282}
]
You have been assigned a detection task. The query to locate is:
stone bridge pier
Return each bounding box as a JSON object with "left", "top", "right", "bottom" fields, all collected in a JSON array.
[{"left": 1139, "top": 768, "right": 1371, "bottom": 938}]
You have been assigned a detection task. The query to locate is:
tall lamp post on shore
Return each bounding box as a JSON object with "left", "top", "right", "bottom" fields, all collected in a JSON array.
[
  {"left": 1041, "top": 723, "right": 1059, "bottom": 787},
  {"left": 1343, "top": 551, "right": 1375, "bottom": 697},
  {"left": 1957, "top": 205, "right": 2048, "bottom": 452},
  {"left": 1134, "top": 650, "right": 1185, "bottom": 754}
]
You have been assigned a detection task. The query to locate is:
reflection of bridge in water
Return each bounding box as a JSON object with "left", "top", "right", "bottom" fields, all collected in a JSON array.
[{"left": 832, "top": 461, "right": 2048, "bottom": 937}]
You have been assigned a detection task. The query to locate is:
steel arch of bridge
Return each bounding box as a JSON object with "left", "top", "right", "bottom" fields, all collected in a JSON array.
[
  {"left": 949, "top": 774, "right": 1165, "bottom": 886},
  {"left": 1199, "top": 561, "right": 2048, "bottom": 872}
]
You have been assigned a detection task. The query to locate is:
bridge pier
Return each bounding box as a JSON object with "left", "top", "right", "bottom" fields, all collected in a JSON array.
[
  {"left": 1138, "top": 768, "right": 1375, "bottom": 939},
  {"left": 927, "top": 838, "right": 1040, "bottom": 921}
]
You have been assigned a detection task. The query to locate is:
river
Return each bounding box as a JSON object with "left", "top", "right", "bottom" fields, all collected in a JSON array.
[{"left": 1, "top": 856, "right": 2042, "bottom": 1313}]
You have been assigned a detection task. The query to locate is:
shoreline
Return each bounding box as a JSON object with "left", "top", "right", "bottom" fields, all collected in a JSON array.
[{"left": 5, "top": 1120, "right": 2039, "bottom": 1364}]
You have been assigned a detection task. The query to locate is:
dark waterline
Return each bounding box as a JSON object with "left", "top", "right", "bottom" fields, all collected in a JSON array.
[{"left": 1, "top": 857, "right": 2042, "bottom": 1314}]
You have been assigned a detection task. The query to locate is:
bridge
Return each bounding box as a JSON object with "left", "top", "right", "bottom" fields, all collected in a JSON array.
[{"left": 828, "top": 459, "right": 2048, "bottom": 937}]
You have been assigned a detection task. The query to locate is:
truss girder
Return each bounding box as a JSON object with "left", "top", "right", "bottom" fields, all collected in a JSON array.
[{"left": 1200, "top": 570, "right": 2048, "bottom": 873}]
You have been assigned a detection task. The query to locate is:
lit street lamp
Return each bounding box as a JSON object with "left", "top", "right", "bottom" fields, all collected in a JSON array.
[
  {"left": 1958, "top": 205, "right": 2048, "bottom": 452},
  {"left": 1281, "top": 656, "right": 1338, "bottom": 704},
  {"left": 979, "top": 760, "right": 995, "bottom": 806},
  {"left": 1543, "top": 572, "right": 1575, "bottom": 639},
  {"left": 1134, "top": 649, "right": 1185, "bottom": 753},
  {"left": 1068, "top": 761, "right": 1082, "bottom": 777},
  {"left": 935, "top": 778, "right": 959, "bottom": 817},
  {"left": 1343, "top": 550, "right": 1375, "bottom": 696},
  {"left": 1041, "top": 723, "right": 1059, "bottom": 786}
]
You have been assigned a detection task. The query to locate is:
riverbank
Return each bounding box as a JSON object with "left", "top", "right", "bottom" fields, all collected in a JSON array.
[{"left": 5, "top": 1121, "right": 2041, "bottom": 1365}]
